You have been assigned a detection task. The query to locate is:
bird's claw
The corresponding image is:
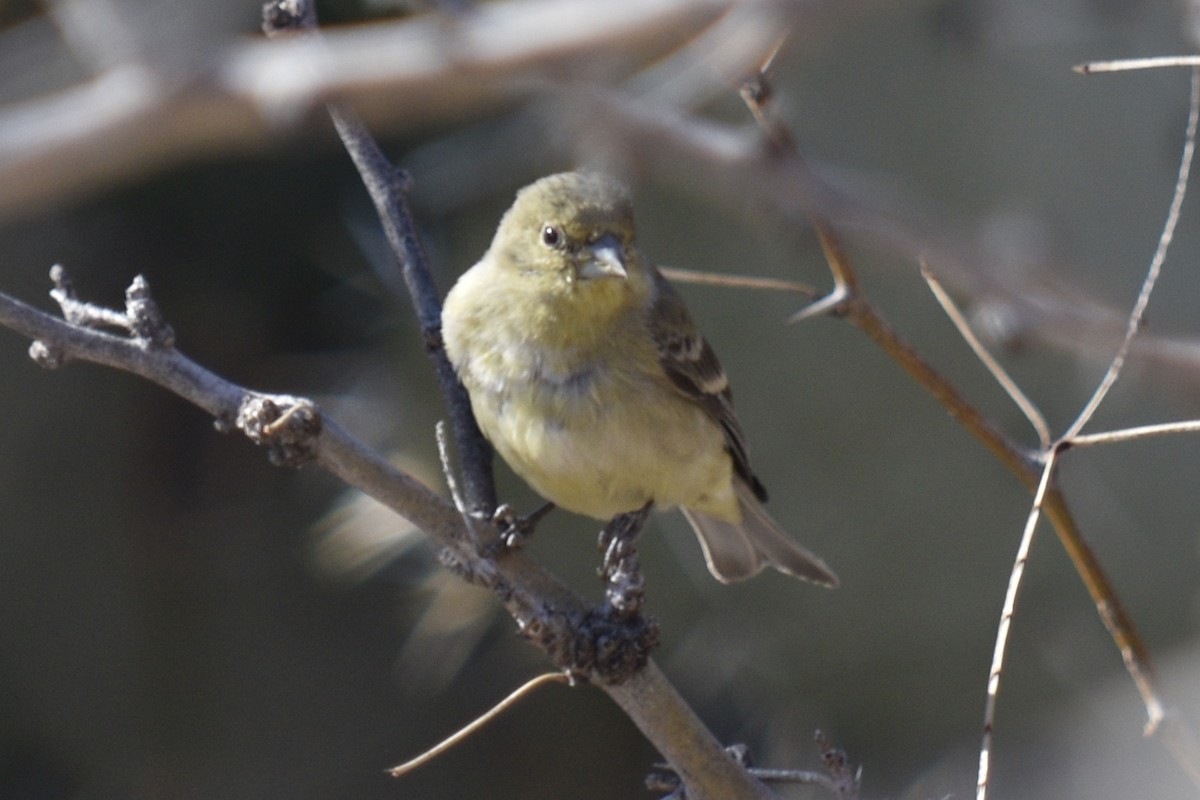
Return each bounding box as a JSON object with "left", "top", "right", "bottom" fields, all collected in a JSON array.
[{"left": 489, "top": 502, "right": 555, "bottom": 552}]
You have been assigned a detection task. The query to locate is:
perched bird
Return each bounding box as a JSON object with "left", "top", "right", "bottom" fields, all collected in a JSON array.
[{"left": 440, "top": 172, "right": 836, "bottom": 586}]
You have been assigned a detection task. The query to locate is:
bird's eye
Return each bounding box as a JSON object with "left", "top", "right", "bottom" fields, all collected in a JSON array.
[{"left": 540, "top": 225, "right": 564, "bottom": 249}]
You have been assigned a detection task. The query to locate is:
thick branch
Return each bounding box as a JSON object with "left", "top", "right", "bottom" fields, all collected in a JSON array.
[{"left": 0, "top": 0, "right": 732, "bottom": 221}]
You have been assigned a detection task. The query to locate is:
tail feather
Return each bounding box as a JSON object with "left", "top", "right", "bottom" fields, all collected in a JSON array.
[{"left": 682, "top": 482, "right": 838, "bottom": 586}]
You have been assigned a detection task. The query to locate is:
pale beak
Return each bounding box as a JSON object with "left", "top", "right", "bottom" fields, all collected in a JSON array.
[{"left": 577, "top": 234, "right": 627, "bottom": 280}]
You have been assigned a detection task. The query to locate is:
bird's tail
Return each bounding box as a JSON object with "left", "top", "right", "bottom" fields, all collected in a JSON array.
[{"left": 682, "top": 481, "right": 838, "bottom": 586}]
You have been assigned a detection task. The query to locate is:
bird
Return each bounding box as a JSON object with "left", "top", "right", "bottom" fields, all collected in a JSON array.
[{"left": 440, "top": 171, "right": 836, "bottom": 586}]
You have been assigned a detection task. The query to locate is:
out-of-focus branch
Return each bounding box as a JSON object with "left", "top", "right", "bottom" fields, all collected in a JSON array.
[{"left": 0, "top": 0, "right": 732, "bottom": 220}]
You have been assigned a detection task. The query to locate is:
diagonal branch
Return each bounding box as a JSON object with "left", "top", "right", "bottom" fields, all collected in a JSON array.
[
  {"left": 735, "top": 44, "right": 1191, "bottom": 790},
  {"left": 0, "top": 269, "right": 777, "bottom": 800}
]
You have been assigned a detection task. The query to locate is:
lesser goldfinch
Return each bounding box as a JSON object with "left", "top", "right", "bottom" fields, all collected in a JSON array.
[{"left": 441, "top": 172, "right": 836, "bottom": 586}]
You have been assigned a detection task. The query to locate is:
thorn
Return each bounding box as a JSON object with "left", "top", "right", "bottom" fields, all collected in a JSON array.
[{"left": 788, "top": 284, "right": 850, "bottom": 324}]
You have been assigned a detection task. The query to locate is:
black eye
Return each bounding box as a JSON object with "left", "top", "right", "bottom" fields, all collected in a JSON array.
[{"left": 541, "top": 225, "right": 564, "bottom": 249}]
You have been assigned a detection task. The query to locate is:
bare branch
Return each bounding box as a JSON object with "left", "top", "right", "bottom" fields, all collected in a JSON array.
[
  {"left": 976, "top": 449, "right": 1059, "bottom": 800},
  {"left": 922, "top": 263, "right": 1051, "bottom": 449},
  {"left": 1068, "top": 419, "right": 1200, "bottom": 447},
  {"left": 659, "top": 266, "right": 817, "bottom": 296},
  {"left": 0, "top": 269, "right": 777, "bottom": 800},
  {"left": 1077, "top": 55, "right": 1200, "bottom": 74},
  {"left": 736, "top": 48, "right": 1194, "bottom": 794},
  {"left": 388, "top": 671, "right": 572, "bottom": 779},
  {"left": 1062, "top": 67, "right": 1200, "bottom": 440},
  {"left": 0, "top": 0, "right": 734, "bottom": 220}
]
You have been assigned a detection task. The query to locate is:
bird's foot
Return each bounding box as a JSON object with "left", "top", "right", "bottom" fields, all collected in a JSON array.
[
  {"left": 489, "top": 501, "right": 556, "bottom": 552},
  {"left": 598, "top": 502, "right": 653, "bottom": 620}
]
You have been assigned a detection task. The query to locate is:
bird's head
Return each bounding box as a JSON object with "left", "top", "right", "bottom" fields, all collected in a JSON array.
[{"left": 490, "top": 172, "right": 651, "bottom": 306}]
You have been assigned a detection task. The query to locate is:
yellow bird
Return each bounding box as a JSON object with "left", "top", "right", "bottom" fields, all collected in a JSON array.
[{"left": 441, "top": 172, "right": 836, "bottom": 586}]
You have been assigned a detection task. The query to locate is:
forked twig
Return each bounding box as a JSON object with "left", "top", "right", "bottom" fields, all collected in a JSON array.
[
  {"left": 1062, "top": 67, "right": 1200, "bottom": 441},
  {"left": 921, "top": 258, "right": 1195, "bottom": 799},
  {"left": 741, "top": 37, "right": 1200, "bottom": 800},
  {"left": 388, "top": 672, "right": 572, "bottom": 778},
  {"left": 922, "top": 65, "right": 1200, "bottom": 800}
]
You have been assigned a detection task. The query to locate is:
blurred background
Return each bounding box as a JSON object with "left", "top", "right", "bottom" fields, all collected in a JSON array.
[{"left": 1, "top": 0, "right": 1199, "bottom": 798}]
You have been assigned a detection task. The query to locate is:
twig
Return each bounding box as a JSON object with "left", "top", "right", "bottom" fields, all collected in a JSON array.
[
  {"left": 1068, "top": 419, "right": 1200, "bottom": 447},
  {"left": 659, "top": 266, "right": 817, "bottom": 295},
  {"left": 388, "top": 671, "right": 572, "bottom": 778},
  {"left": 922, "top": 263, "right": 1051, "bottom": 449},
  {"left": 1062, "top": 67, "right": 1200, "bottom": 440},
  {"left": 648, "top": 734, "right": 859, "bottom": 799},
  {"left": 976, "top": 448, "right": 1059, "bottom": 800},
  {"left": 808, "top": 226, "right": 1035, "bottom": 482},
  {"left": 1076, "top": 55, "right": 1200, "bottom": 74}
]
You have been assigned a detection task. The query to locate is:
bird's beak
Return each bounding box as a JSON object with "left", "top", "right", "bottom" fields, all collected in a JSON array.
[{"left": 577, "top": 234, "right": 627, "bottom": 280}]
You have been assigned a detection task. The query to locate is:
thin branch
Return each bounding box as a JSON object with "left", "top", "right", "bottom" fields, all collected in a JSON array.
[
  {"left": 388, "top": 671, "right": 572, "bottom": 778},
  {"left": 976, "top": 448, "right": 1058, "bottom": 800},
  {"left": 263, "top": 0, "right": 497, "bottom": 519},
  {"left": 1076, "top": 55, "right": 1200, "bottom": 74},
  {"left": 922, "top": 263, "right": 1052, "bottom": 449},
  {"left": 0, "top": 283, "right": 241, "bottom": 417},
  {"left": 659, "top": 266, "right": 817, "bottom": 295},
  {"left": 1068, "top": 419, "right": 1200, "bottom": 448},
  {"left": 1062, "top": 67, "right": 1200, "bottom": 440},
  {"left": 809, "top": 226, "right": 1037, "bottom": 485},
  {"left": 1038, "top": 485, "right": 1166, "bottom": 729},
  {"left": 749, "top": 768, "right": 838, "bottom": 789}
]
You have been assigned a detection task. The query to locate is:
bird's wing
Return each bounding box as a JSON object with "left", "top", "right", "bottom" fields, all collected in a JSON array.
[{"left": 647, "top": 270, "right": 768, "bottom": 502}]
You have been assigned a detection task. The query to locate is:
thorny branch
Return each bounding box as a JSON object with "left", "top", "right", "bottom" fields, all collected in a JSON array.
[{"left": 737, "top": 45, "right": 1200, "bottom": 800}]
